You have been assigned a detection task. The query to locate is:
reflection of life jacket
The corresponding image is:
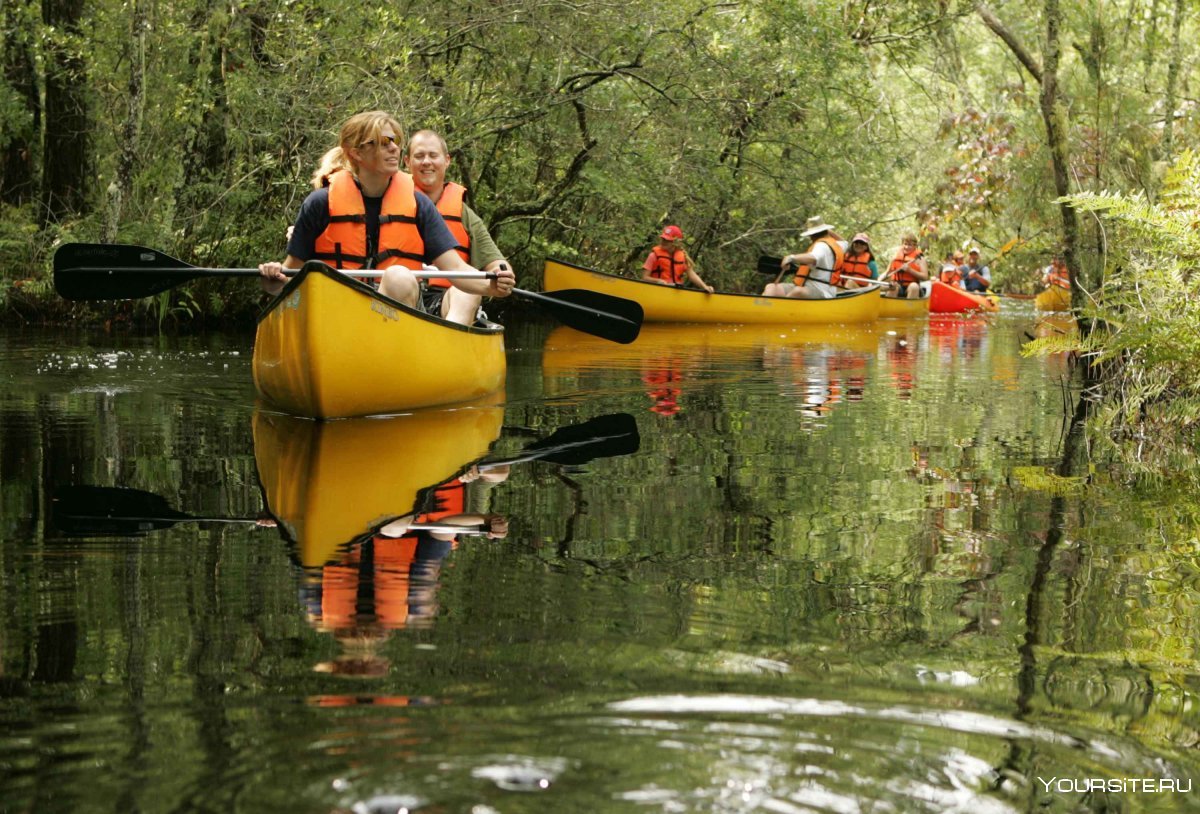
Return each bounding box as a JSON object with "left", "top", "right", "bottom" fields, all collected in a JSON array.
[
  {"left": 940, "top": 265, "right": 963, "bottom": 287},
  {"left": 794, "top": 237, "right": 846, "bottom": 286},
  {"left": 429, "top": 182, "right": 471, "bottom": 289},
  {"left": 1046, "top": 263, "right": 1070, "bottom": 289},
  {"left": 648, "top": 246, "right": 687, "bottom": 285},
  {"left": 319, "top": 536, "right": 421, "bottom": 630},
  {"left": 313, "top": 170, "right": 425, "bottom": 273},
  {"left": 841, "top": 250, "right": 873, "bottom": 281},
  {"left": 888, "top": 247, "right": 923, "bottom": 285},
  {"left": 642, "top": 366, "right": 682, "bottom": 416}
]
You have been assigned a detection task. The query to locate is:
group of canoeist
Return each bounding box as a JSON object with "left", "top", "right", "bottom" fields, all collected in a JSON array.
[
  {"left": 936, "top": 248, "right": 993, "bottom": 293},
  {"left": 258, "top": 110, "right": 516, "bottom": 327},
  {"left": 754, "top": 217, "right": 934, "bottom": 301}
]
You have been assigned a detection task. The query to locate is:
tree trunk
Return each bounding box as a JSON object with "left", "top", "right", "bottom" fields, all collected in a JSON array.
[
  {"left": 41, "top": 0, "right": 91, "bottom": 223},
  {"left": 104, "top": 0, "right": 147, "bottom": 241},
  {"left": 1039, "top": 0, "right": 1081, "bottom": 303},
  {"left": 182, "top": 0, "right": 230, "bottom": 189},
  {"left": 0, "top": 2, "right": 40, "bottom": 206},
  {"left": 1159, "top": 0, "right": 1186, "bottom": 160}
]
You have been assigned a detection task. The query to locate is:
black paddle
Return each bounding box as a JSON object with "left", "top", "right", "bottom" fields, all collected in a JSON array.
[
  {"left": 53, "top": 243, "right": 643, "bottom": 344},
  {"left": 51, "top": 413, "right": 639, "bottom": 536}
]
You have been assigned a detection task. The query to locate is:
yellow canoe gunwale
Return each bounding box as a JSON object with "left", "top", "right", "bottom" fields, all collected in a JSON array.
[
  {"left": 252, "top": 262, "right": 506, "bottom": 419},
  {"left": 1035, "top": 285, "right": 1072, "bottom": 312},
  {"left": 544, "top": 258, "right": 881, "bottom": 324}
]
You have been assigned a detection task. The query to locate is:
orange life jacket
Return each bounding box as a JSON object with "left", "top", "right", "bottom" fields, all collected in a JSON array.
[
  {"left": 841, "top": 250, "right": 873, "bottom": 281},
  {"left": 648, "top": 246, "right": 688, "bottom": 285},
  {"left": 319, "top": 536, "right": 420, "bottom": 631},
  {"left": 429, "top": 182, "right": 471, "bottom": 289},
  {"left": 313, "top": 170, "right": 425, "bottom": 274},
  {"left": 1046, "top": 263, "right": 1070, "bottom": 289},
  {"left": 794, "top": 236, "right": 845, "bottom": 286},
  {"left": 888, "top": 247, "right": 924, "bottom": 285},
  {"left": 939, "top": 265, "right": 963, "bottom": 287}
]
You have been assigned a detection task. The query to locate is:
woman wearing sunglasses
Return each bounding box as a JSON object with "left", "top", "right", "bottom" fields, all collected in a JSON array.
[{"left": 259, "top": 110, "right": 514, "bottom": 326}]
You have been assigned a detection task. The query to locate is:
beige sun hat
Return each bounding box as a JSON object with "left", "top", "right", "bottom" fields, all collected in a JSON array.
[{"left": 801, "top": 216, "right": 835, "bottom": 237}]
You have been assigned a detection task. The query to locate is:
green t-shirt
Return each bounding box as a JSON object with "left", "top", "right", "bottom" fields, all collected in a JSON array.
[{"left": 462, "top": 203, "right": 506, "bottom": 269}]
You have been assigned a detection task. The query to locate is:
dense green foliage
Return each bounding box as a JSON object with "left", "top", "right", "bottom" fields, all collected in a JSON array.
[
  {"left": 1, "top": 0, "right": 1196, "bottom": 319},
  {"left": 1026, "top": 150, "right": 1200, "bottom": 475}
]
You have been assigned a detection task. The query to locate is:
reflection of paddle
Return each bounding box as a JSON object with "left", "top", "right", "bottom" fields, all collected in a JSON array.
[
  {"left": 53, "top": 243, "right": 643, "bottom": 345},
  {"left": 52, "top": 413, "right": 639, "bottom": 536},
  {"left": 482, "top": 412, "right": 639, "bottom": 468},
  {"left": 49, "top": 485, "right": 486, "bottom": 537}
]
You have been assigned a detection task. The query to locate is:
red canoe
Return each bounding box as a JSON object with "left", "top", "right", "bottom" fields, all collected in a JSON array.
[{"left": 929, "top": 280, "right": 998, "bottom": 313}]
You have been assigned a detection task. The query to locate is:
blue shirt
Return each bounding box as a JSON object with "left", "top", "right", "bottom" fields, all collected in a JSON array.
[{"left": 286, "top": 182, "right": 459, "bottom": 266}]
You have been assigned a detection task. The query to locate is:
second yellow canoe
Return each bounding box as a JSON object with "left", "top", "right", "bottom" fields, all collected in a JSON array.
[{"left": 544, "top": 258, "right": 881, "bottom": 324}]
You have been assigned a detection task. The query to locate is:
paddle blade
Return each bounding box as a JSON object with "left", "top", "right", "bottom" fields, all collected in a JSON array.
[
  {"left": 757, "top": 255, "right": 787, "bottom": 275},
  {"left": 54, "top": 242, "right": 199, "bottom": 300},
  {"left": 493, "top": 413, "right": 640, "bottom": 467},
  {"left": 51, "top": 485, "right": 192, "bottom": 536},
  {"left": 516, "top": 287, "right": 643, "bottom": 344}
]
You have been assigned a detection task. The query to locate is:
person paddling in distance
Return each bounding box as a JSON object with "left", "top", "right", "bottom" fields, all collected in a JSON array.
[
  {"left": 939, "top": 250, "right": 966, "bottom": 288},
  {"left": 761, "top": 216, "right": 847, "bottom": 300},
  {"left": 1041, "top": 255, "right": 1070, "bottom": 290},
  {"left": 881, "top": 232, "right": 928, "bottom": 299},
  {"left": 404, "top": 129, "right": 514, "bottom": 322},
  {"left": 640, "top": 225, "right": 710, "bottom": 291},
  {"left": 641, "top": 225, "right": 714, "bottom": 293},
  {"left": 258, "top": 111, "right": 515, "bottom": 326},
  {"left": 963, "top": 247, "right": 991, "bottom": 293},
  {"left": 840, "top": 232, "right": 878, "bottom": 290}
]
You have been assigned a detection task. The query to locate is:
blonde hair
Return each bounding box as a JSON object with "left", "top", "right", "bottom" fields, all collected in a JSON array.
[{"left": 309, "top": 110, "right": 405, "bottom": 189}]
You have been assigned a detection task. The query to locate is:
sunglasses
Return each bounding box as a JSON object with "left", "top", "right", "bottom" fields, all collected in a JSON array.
[{"left": 360, "top": 134, "right": 400, "bottom": 149}]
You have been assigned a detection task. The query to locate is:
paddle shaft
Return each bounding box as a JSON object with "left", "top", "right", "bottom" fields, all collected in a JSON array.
[
  {"left": 59, "top": 511, "right": 488, "bottom": 535},
  {"left": 62, "top": 266, "right": 499, "bottom": 280}
]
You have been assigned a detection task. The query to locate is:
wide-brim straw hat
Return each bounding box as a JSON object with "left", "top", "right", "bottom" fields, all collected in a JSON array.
[{"left": 801, "top": 216, "right": 835, "bottom": 237}]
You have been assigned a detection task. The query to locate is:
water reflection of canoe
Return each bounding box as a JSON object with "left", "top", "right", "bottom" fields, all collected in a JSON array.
[
  {"left": 252, "top": 263, "right": 506, "bottom": 418},
  {"left": 543, "top": 321, "right": 885, "bottom": 371},
  {"left": 928, "top": 280, "right": 999, "bottom": 313},
  {"left": 1035, "top": 285, "right": 1071, "bottom": 312},
  {"left": 253, "top": 404, "right": 503, "bottom": 569},
  {"left": 543, "top": 258, "right": 881, "bottom": 324}
]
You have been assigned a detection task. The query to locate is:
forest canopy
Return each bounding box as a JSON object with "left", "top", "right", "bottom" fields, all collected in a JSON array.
[{"left": 0, "top": 0, "right": 1195, "bottom": 312}]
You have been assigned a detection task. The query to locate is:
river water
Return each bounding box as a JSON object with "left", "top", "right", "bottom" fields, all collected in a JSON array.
[{"left": 1, "top": 306, "right": 1198, "bottom": 813}]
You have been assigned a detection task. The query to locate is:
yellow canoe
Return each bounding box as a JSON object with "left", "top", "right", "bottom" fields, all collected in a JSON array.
[
  {"left": 254, "top": 404, "right": 503, "bottom": 569},
  {"left": 544, "top": 258, "right": 881, "bottom": 324},
  {"left": 1036, "top": 285, "right": 1071, "bottom": 312},
  {"left": 253, "top": 262, "right": 506, "bottom": 418},
  {"left": 879, "top": 289, "right": 931, "bottom": 319}
]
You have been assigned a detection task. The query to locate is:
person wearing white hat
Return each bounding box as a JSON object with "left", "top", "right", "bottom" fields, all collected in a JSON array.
[
  {"left": 963, "top": 247, "right": 991, "bottom": 293},
  {"left": 761, "top": 216, "right": 848, "bottom": 300}
]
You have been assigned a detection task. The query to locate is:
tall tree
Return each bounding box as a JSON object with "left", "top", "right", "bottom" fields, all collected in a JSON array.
[
  {"left": 977, "top": 0, "right": 1081, "bottom": 300},
  {"left": 41, "top": 0, "right": 91, "bottom": 223},
  {"left": 0, "top": 0, "right": 40, "bottom": 205},
  {"left": 104, "top": 0, "right": 147, "bottom": 241}
]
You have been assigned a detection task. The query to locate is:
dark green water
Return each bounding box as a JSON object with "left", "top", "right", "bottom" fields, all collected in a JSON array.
[{"left": 1, "top": 307, "right": 1198, "bottom": 813}]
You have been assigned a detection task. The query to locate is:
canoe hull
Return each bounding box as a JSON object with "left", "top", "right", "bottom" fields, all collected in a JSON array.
[
  {"left": 929, "top": 280, "right": 998, "bottom": 313},
  {"left": 544, "top": 258, "right": 881, "bottom": 324},
  {"left": 252, "top": 263, "right": 506, "bottom": 418},
  {"left": 879, "top": 286, "right": 930, "bottom": 319},
  {"left": 1036, "top": 286, "right": 1071, "bottom": 312}
]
